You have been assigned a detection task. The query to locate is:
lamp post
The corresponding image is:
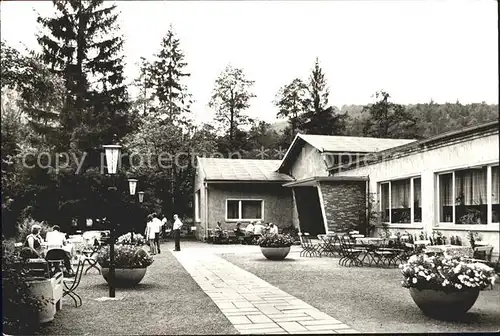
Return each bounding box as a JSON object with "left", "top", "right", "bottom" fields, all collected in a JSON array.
[
  {"left": 102, "top": 144, "right": 122, "bottom": 298},
  {"left": 128, "top": 179, "right": 138, "bottom": 242}
]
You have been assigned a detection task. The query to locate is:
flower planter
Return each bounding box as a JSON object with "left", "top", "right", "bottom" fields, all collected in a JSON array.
[
  {"left": 26, "top": 278, "right": 56, "bottom": 323},
  {"left": 409, "top": 287, "right": 480, "bottom": 319},
  {"left": 101, "top": 267, "right": 147, "bottom": 288},
  {"left": 260, "top": 246, "right": 291, "bottom": 260}
]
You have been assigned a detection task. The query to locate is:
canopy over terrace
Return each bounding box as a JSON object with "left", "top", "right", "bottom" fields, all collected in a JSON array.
[{"left": 283, "top": 176, "right": 369, "bottom": 236}]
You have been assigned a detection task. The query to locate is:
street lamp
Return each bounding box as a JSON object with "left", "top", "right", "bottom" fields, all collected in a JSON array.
[
  {"left": 103, "top": 144, "right": 122, "bottom": 298},
  {"left": 138, "top": 191, "right": 144, "bottom": 203},
  {"left": 127, "top": 179, "right": 138, "bottom": 242}
]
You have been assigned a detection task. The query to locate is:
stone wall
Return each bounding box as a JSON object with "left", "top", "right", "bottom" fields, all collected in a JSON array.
[{"left": 319, "top": 181, "right": 367, "bottom": 233}]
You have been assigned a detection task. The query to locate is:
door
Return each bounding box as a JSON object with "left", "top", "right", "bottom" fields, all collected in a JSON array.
[{"left": 294, "top": 187, "right": 326, "bottom": 237}]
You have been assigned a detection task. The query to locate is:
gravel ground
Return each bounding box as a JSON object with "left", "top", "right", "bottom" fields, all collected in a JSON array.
[
  {"left": 38, "top": 242, "right": 237, "bottom": 335},
  {"left": 221, "top": 249, "right": 500, "bottom": 334}
]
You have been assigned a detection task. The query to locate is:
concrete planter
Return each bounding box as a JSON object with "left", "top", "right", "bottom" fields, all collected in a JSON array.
[
  {"left": 26, "top": 278, "right": 56, "bottom": 323},
  {"left": 260, "top": 246, "right": 291, "bottom": 260},
  {"left": 101, "top": 267, "right": 147, "bottom": 288},
  {"left": 409, "top": 287, "right": 480, "bottom": 319}
]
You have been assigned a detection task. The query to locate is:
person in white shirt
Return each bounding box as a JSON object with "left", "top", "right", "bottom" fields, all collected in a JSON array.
[
  {"left": 45, "top": 225, "right": 74, "bottom": 276},
  {"left": 172, "top": 214, "right": 183, "bottom": 251},
  {"left": 145, "top": 214, "right": 156, "bottom": 254},
  {"left": 245, "top": 222, "right": 255, "bottom": 234},
  {"left": 253, "top": 221, "right": 265, "bottom": 235},
  {"left": 152, "top": 213, "right": 163, "bottom": 254},
  {"left": 269, "top": 223, "right": 279, "bottom": 235}
]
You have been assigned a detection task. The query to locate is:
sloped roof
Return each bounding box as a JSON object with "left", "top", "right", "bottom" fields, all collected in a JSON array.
[
  {"left": 277, "top": 133, "right": 416, "bottom": 172},
  {"left": 298, "top": 134, "right": 416, "bottom": 153},
  {"left": 197, "top": 157, "right": 293, "bottom": 182}
]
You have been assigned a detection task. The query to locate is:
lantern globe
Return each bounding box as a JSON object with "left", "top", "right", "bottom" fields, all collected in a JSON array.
[
  {"left": 103, "top": 145, "right": 122, "bottom": 175},
  {"left": 128, "top": 179, "right": 138, "bottom": 195},
  {"left": 138, "top": 191, "right": 145, "bottom": 203}
]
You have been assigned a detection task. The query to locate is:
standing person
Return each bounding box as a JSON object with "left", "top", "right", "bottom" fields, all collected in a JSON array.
[
  {"left": 172, "top": 214, "right": 183, "bottom": 252},
  {"left": 145, "top": 214, "right": 156, "bottom": 255},
  {"left": 161, "top": 214, "right": 168, "bottom": 240},
  {"left": 152, "top": 213, "right": 163, "bottom": 254}
]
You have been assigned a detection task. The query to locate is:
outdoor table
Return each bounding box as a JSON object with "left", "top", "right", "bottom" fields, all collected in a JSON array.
[
  {"left": 356, "top": 237, "right": 385, "bottom": 246},
  {"left": 425, "top": 245, "right": 474, "bottom": 258}
]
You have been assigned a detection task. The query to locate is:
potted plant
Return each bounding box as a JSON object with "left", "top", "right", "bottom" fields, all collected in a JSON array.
[
  {"left": 257, "top": 233, "right": 295, "bottom": 260},
  {"left": 96, "top": 234, "right": 154, "bottom": 287},
  {"left": 400, "top": 254, "right": 496, "bottom": 320}
]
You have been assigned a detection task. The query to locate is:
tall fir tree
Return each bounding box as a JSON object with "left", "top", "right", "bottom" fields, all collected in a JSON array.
[
  {"left": 301, "top": 58, "right": 346, "bottom": 135},
  {"left": 148, "top": 25, "right": 192, "bottom": 124},
  {"left": 37, "top": 0, "right": 132, "bottom": 155}
]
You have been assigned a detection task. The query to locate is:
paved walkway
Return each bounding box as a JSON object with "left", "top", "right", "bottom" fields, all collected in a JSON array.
[{"left": 171, "top": 249, "right": 359, "bottom": 334}]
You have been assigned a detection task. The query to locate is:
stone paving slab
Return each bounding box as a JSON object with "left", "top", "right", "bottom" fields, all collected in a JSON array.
[{"left": 171, "top": 250, "right": 359, "bottom": 334}]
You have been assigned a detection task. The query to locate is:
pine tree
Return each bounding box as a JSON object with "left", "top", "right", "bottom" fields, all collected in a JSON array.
[
  {"left": 37, "top": 0, "right": 132, "bottom": 153},
  {"left": 301, "top": 58, "right": 346, "bottom": 135},
  {"left": 148, "top": 25, "right": 192, "bottom": 123}
]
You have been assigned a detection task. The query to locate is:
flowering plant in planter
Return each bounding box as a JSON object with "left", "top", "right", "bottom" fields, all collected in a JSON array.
[
  {"left": 116, "top": 232, "right": 146, "bottom": 246},
  {"left": 400, "top": 254, "right": 496, "bottom": 291},
  {"left": 96, "top": 245, "right": 154, "bottom": 269},
  {"left": 257, "top": 233, "right": 295, "bottom": 248}
]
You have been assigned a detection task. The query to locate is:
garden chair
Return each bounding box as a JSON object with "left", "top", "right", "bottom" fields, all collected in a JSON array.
[
  {"left": 81, "top": 244, "right": 102, "bottom": 275},
  {"left": 63, "top": 259, "right": 85, "bottom": 308},
  {"left": 338, "top": 235, "right": 363, "bottom": 267},
  {"left": 298, "top": 233, "right": 321, "bottom": 257},
  {"left": 473, "top": 245, "right": 494, "bottom": 261},
  {"left": 319, "top": 234, "right": 340, "bottom": 257}
]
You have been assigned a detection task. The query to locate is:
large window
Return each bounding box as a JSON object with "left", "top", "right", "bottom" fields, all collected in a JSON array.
[
  {"left": 437, "top": 165, "right": 498, "bottom": 225},
  {"left": 380, "top": 176, "right": 421, "bottom": 224},
  {"left": 226, "top": 200, "right": 263, "bottom": 221}
]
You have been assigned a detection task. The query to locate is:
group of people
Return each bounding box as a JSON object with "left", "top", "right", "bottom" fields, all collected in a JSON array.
[
  {"left": 145, "top": 213, "right": 183, "bottom": 253},
  {"left": 212, "top": 221, "right": 278, "bottom": 244},
  {"left": 24, "top": 224, "right": 75, "bottom": 276}
]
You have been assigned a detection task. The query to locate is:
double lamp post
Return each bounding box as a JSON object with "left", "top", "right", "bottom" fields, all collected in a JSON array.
[{"left": 102, "top": 144, "right": 145, "bottom": 298}]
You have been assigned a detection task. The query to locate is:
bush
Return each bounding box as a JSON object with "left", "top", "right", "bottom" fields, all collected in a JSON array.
[
  {"left": 16, "top": 216, "right": 51, "bottom": 243},
  {"left": 96, "top": 245, "right": 154, "bottom": 269},
  {"left": 257, "top": 233, "right": 295, "bottom": 248},
  {"left": 2, "top": 238, "right": 48, "bottom": 334}
]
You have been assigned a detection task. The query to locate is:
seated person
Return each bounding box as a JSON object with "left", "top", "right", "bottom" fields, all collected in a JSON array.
[
  {"left": 234, "top": 223, "right": 245, "bottom": 237},
  {"left": 245, "top": 222, "right": 255, "bottom": 235},
  {"left": 24, "top": 225, "right": 44, "bottom": 257},
  {"left": 253, "top": 221, "right": 265, "bottom": 236},
  {"left": 214, "top": 222, "right": 224, "bottom": 243},
  {"left": 269, "top": 223, "right": 279, "bottom": 235},
  {"left": 45, "top": 225, "right": 74, "bottom": 276}
]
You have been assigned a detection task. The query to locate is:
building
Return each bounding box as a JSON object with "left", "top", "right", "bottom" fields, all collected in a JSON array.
[{"left": 194, "top": 121, "right": 499, "bottom": 258}]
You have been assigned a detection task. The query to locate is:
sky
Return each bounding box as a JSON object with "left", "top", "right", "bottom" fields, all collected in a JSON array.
[{"left": 1, "top": 0, "right": 498, "bottom": 124}]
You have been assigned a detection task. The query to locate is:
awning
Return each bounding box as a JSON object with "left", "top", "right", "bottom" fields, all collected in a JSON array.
[{"left": 282, "top": 175, "right": 368, "bottom": 187}]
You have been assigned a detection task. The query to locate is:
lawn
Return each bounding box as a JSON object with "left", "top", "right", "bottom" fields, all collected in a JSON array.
[
  {"left": 39, "top": 243, "right": 237, "bottom": 335},
  {"left": 221, "top": 249, "right": 500, "bottom": 334}
]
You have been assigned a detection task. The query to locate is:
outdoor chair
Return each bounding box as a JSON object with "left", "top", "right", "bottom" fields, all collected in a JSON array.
[
  {"left": 63, "top": 259, "right": 85, "bottom": 308},
  {"left": 338, "top": 235, "right": 363, "bottom": 267},
  {"left": 473, "top": 245, "right": 494, "bottom": 261},
  {"left": 82, "top": 244, "right": 102, "bottom": 275},
  {"left": 318, "top": 234, "right": 340, "bottom": 257},
  {"left": 298, "top": 233, "right": 321, "bottom": 257}
]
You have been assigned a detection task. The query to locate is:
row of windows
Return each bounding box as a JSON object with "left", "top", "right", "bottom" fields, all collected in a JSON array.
[
  {"left": 379, "top": 165, "right": 499, "bottom": 225},
  {"left": 194, "top": 192, "right": 264, "bottom": 222}
]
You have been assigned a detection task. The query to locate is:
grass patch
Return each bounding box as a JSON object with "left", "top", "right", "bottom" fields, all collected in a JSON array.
[
  {"left": 221, "top": 250, "right": 500, "bottom": 333},
  {"left": 39, "top": 244, "right": 237, "bottom": 335}
]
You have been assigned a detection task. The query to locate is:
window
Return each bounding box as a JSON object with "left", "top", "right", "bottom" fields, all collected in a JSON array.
[
  {"left": 226, "top": 200, "right": 263, "bottom": 221},
  {"left": 194, "top": 190, "right": 200, "bottom": 221},
  {"left": 437, "top": 165, "right": 497, "bottom": 225},
  {"left": 380, "top": 177, "right": 421, "bottom": 224}
]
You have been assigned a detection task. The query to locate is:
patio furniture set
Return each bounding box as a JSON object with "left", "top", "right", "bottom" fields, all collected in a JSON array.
[{"left": 297, "top": 231, "right": 496, "bottom": 268}]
